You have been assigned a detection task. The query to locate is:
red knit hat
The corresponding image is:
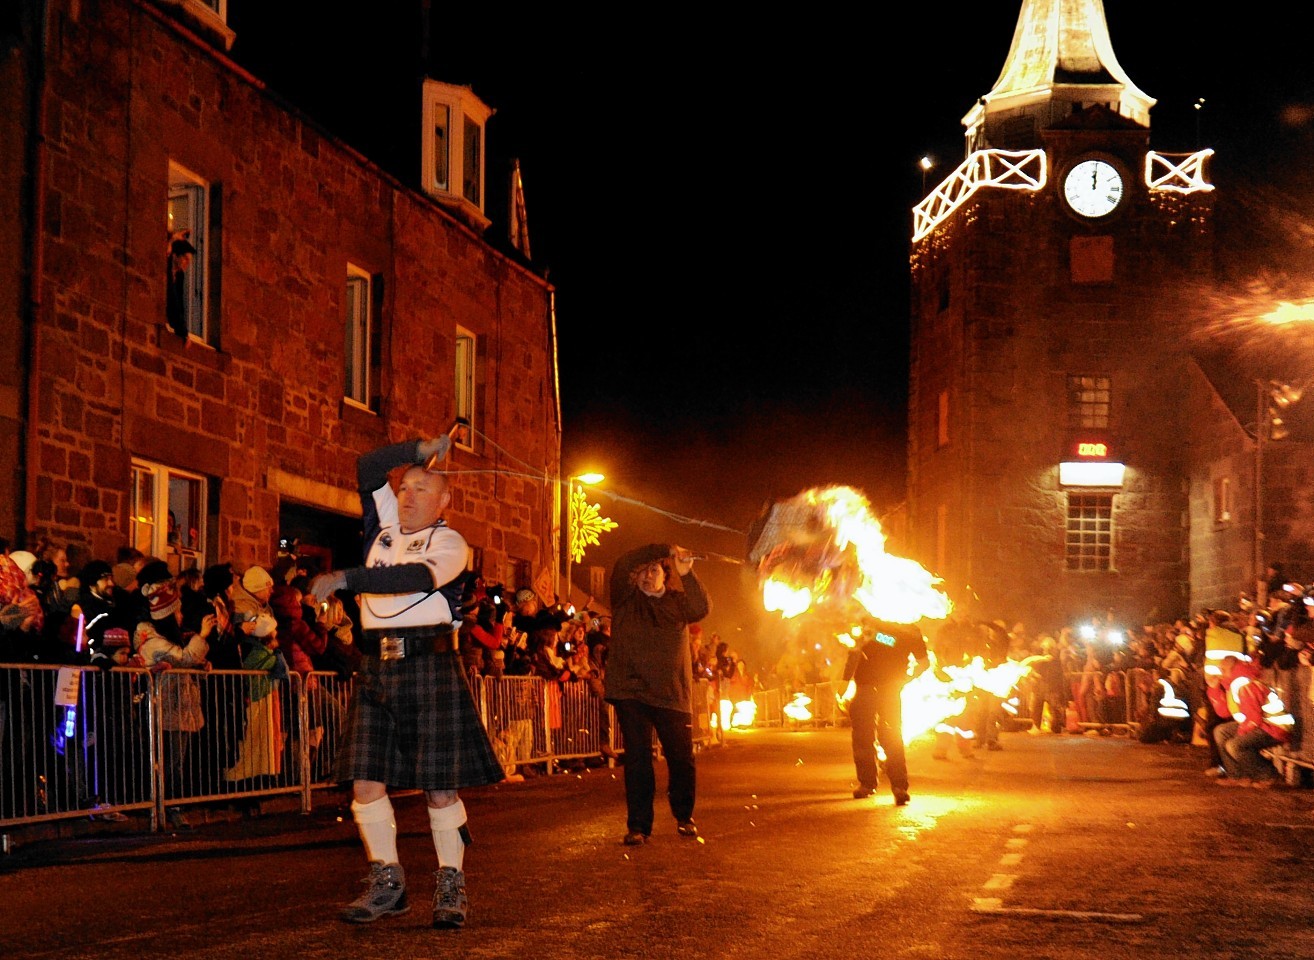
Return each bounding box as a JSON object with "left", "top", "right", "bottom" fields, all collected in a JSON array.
[{"left": 139, "top": 560, "right": 180, "bottom": 621}]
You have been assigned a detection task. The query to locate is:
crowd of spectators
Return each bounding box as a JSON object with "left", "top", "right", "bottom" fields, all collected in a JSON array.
[
  {"left": 0, "top": 539, "right": 379, "bottom": 824},
  {"left": 7, "top": 533, "right": 1312, "bottom": 815},
  {"left": 745, "top": 581, "right": 1314, "bottom": 783}
]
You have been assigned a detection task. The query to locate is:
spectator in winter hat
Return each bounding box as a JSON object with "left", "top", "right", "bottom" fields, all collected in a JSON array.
[
  {"left": 131, "top": 559, "right": 212, "bottom": 829},
  {"left": 0, "top": 551, "right": 44, "bottom": 646},
  {"left": 202, "top": 562, "right": 234, "bottom": 601},
  {"left": 76, "top": 560, "right": 131, "bottom": 665},
  {"left": 232, "top": 565, "right": 275, "bottom": 626},
  {"left": 8, "top": 550, "right": 37, "bottom": 586}
]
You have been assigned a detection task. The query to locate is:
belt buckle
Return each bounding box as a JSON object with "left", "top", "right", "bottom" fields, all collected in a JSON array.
[{"left": 379, "top": 637, "right": 406, "bottom": 661}]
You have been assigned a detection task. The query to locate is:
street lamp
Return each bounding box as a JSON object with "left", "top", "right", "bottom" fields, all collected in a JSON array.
[
  {"left": 1254, "top": 380, "right": 1303, "bottom": 602},
  {"left": 919, "top": 155, "right": 934, "bottom": 195},
  {"left": 564, "top": 472, "right": 608, "bottom": 609}
]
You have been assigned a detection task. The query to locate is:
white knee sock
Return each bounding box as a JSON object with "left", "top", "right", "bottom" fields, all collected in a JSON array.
[
  {"left": 428, "top": 800, "right": 467, "bottom": 870},
  {"left": 352, "top": 796, "right": 398, "bottom": 866}
]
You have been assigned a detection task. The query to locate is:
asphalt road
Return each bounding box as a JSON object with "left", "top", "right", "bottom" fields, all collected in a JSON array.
[{"left": 4, "top": 726, "right": 1314, "bottom": 960}]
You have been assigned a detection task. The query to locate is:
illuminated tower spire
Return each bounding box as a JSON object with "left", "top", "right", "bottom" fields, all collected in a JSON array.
[{"left": 961, "top": 0, "right": 1154, "bottom": 154}]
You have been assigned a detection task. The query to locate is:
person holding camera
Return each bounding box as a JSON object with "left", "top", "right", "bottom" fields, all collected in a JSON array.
[
  {"left": 311, "top": 434, "right": 503, "bottom": 930},
  {"left": 604, "top": 543, "right": 710, "bottom": 845}
]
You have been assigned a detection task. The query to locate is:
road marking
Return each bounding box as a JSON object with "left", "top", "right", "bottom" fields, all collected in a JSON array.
[
  {"left": 1012, "top": 823, "right": 1034, "bottom": 834},
  {"left": 983, "top": 874, "right": 1015, "bottom": 891},
  {"left": 999, "top": 853, "right": 1022, "bottom": 867},
  {"left": 972, "top": 899, "right": 1143, "bottom": 923},
  {"left": 1005, "top": 837, "right": 1028, "bottom": 849}
]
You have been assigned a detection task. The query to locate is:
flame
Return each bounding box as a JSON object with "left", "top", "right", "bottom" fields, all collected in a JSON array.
[
  {"left": 750, "top": 486, "right": 951, "bottom": 625},
  {"left": 731, "top": 700, "right": 757, "bottom": 728},
  {"left": 1261, "top": 298, "right": 1314, "bottom": 325},
  {"left": 719, "top": 699, "right": 758, "bottom": 730},
  {"left": 898, "top": 655, "right": 1038, "bottom": 742},
  {"left": 783, "top": 693, "right": 813, "bottom": 722}
]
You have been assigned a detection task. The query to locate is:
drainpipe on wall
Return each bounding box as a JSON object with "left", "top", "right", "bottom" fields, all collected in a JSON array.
[{"left": 19, "top": 0, "right": 51, "bottom": 547}]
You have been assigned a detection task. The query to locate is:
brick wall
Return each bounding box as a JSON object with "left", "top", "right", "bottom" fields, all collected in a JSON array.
[{"left": 8, "top": 0, "right": 559, "bottom": 579}]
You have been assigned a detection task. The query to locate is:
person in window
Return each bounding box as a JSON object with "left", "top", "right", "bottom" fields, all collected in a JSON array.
[{"left": 166, "top": 234, "right": 196, "bottom": 338}]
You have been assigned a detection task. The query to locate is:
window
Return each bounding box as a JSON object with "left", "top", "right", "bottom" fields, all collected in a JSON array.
[
  {"left": 432, "top": 102, "right": 450, "bottom": 192},
  {"left": 172, "top": 0, "right": 235, "bottom": 50},
  {"left": 194, "top": 0, "right": 226, "bottom": 17},
  {"left": 454, "top": 325, "right": 476, "bottom": 449},
  {"left": 937, "top": 389, "right": 950, "bottom": 448},
  {"left": 1067, "top": 375, "right": 1110, "bottom": 430},
  {"left": 462, "top": 114, "right": 482, "bottom": 205},
  {"left": 509, "top": 557, "right": 531, "bottom": 596},
  {"left": 935, "top": 503, "right": 948, "bottom": 573},
  {"left": 131, "top": 459, "right": 207, "bottom": 574},
  {"left": 345, "top": 265, "right": 372, "bottom": 408},
  {"left": 168, "top": 162, "right": 214, "bottom": 344},
  {"left": 421, "top": 81, "right": 493, "bottom": 229},
  {"left": 1065, "top": 493, "right": 1113, "bottom": 571},
  {"left": 1213, "top": 476, "right": 1233, "bottom": 523}
]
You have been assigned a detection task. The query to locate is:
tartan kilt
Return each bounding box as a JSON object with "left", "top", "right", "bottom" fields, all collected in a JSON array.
[{"left": 335, "top": 650, "right": 505, "bottom": 790}]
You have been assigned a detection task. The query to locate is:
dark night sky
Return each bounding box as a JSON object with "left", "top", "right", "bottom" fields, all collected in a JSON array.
[{"left": 228, "top": 6, "right": 1314, "bottom": 649}]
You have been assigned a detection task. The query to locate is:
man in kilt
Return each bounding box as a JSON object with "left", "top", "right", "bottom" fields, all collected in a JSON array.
[{"left": 312, "top": 434, "right": 503, "bottom": 929}]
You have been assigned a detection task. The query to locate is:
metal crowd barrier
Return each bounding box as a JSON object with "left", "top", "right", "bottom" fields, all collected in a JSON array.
[{"left": 0, "top": 663, "right": 351, "bottom": 832}]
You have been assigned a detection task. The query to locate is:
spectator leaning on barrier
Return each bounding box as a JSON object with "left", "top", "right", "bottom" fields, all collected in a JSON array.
[
  {"left": 130, "top": 559, "right": 213, "bottom": 829},
  {"left": 0, "top": 551, "right": 43, "bottom": 660},
  {"left": 1208, "top": 653, "right": 1293, "bottom": 789}
]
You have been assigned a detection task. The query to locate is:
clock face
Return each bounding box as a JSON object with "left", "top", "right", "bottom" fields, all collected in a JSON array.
[{"left": 1063, "top": 159, "right": 1124, "bottom": 218}]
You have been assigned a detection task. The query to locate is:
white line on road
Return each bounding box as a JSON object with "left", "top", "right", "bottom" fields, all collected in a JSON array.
[{"left": 971, "top": 899, "right": 1144, "bottom": 923}]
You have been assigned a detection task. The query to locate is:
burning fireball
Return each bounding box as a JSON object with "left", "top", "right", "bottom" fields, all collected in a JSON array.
[{"left": 747, "top": 486, "right": 952, "bottom": 625}]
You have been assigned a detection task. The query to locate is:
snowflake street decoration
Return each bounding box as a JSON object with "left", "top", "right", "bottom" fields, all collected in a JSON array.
[{"left": 570, "top": 485, "right": 617, "bottom": 564}]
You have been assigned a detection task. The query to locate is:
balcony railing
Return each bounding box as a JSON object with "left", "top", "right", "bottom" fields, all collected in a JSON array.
[{"left": 912, "top": 148, "right": 1215, "bottom": 242}]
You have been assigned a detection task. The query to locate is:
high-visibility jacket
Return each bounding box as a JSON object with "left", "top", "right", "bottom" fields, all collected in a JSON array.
[{"left": 1205, "top": 659, "right": 1292, "bottom": 741}]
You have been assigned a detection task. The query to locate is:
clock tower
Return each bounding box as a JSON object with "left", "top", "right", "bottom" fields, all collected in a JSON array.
[{"left": 906, "top": 0, "right": 1215, "bottom": 630}]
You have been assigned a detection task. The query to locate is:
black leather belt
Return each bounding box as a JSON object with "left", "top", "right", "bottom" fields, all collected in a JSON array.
[{"left": 361, "top": 626, "right": 457, "bottom": 660}]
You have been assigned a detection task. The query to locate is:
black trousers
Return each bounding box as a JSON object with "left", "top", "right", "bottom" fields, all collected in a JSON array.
[
  {"left": 849, "top": 682, "right": 908, "bottom": 793},
  {"left": 613, "top": 699, "right": 695, "bottom": 835}
]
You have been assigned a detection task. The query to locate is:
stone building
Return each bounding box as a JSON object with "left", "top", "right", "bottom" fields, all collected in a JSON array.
[
  {"left": 905, "top": 0, "right": 1313, "bottom": 632},
  {"left": 1, "top": 0, "right": 562, "bottom": 590}
]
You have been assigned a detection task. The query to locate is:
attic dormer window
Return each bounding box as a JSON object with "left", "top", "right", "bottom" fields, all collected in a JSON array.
[{"left": 422, "top": 80, "right": 493, "bottom": 230}]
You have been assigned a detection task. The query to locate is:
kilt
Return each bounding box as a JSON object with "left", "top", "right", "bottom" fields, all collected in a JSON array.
[{"left": 334, "top": 649, "right": 505, "bottom": 790}]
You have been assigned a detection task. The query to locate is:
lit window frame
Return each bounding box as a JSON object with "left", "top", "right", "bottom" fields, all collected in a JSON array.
[
  {"left": 937, "top": 389, "right": 950, "bottom": 448},
  {"left": 344, "top": 264, "right": 373, "bottom": 410},
  {"left": 1213, "top": 476, "right": 1233, "bottom": 524},
  {"left": 1067, "top": 374, "right": 1111, "bottom": 430},
  {"left": 167, "top": 161, "right": 212, "bottom": 344},
  {"left": 454, "top": 325, "right": 476, "bottom": 450},
  {"left": 421, "top": 80, "right": 493, "bottom": 229},
  {"left": 1065, "top": 492, "right": 1114, "bottom": 572},
  {"left": 131, "top": 458, "right": 208, "bottom": 573}
]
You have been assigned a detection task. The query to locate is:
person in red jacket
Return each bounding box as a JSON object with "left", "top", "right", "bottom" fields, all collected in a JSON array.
[{"left": 1207, "top": 653, "right": 1293, "bottom": 788}]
